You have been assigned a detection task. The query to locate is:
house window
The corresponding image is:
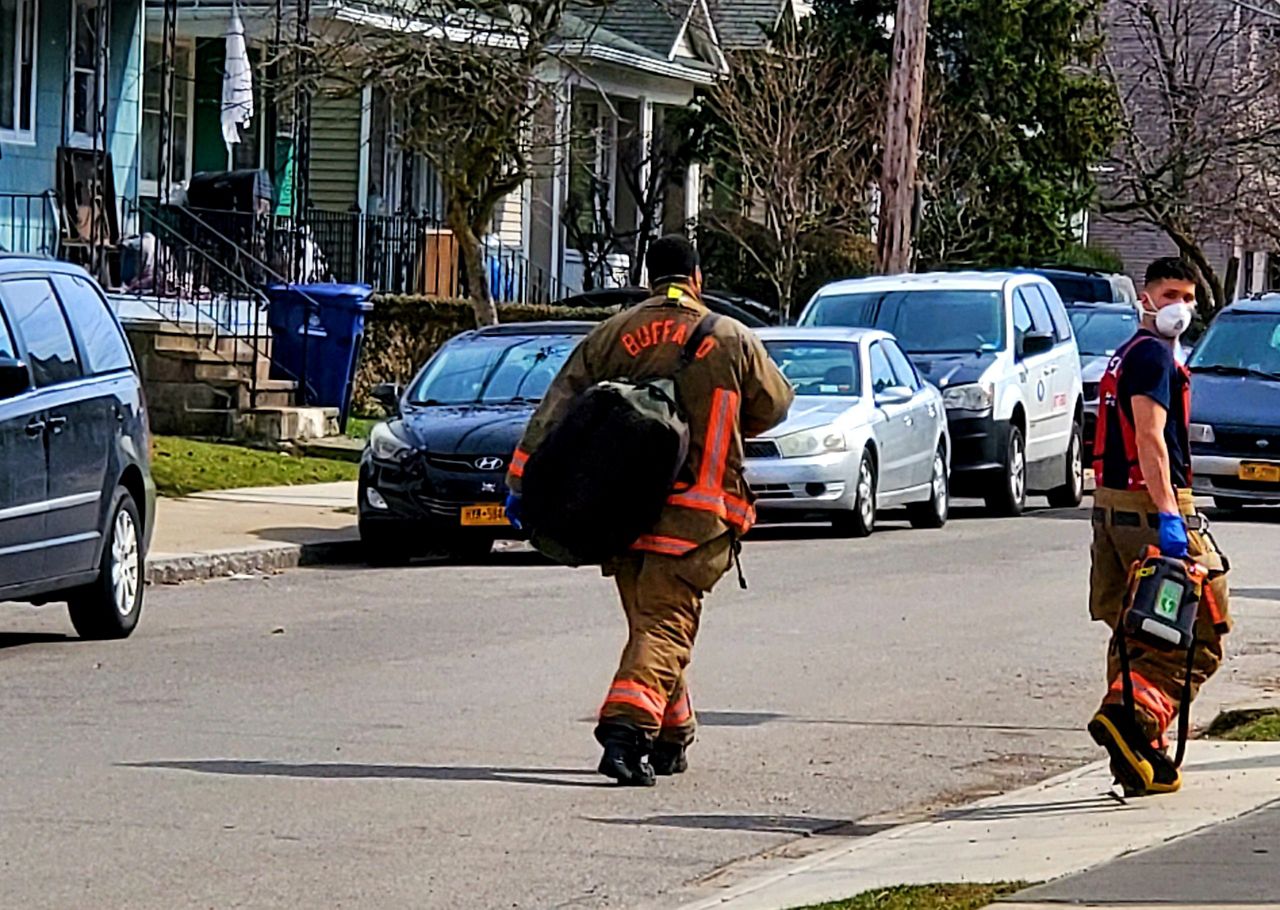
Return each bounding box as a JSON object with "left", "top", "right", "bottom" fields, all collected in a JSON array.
[
  {"left": 567, "top": 96, "right": 616, "bottom": 236},
  {"left": 141, "top": 41, "right": 193, "bottom": 187},
  {"left": 0, "top": 0, "right": 38, "bottom": 141},
  {"left": 70, "top": 0, "right": 106, "bottom": 141}
]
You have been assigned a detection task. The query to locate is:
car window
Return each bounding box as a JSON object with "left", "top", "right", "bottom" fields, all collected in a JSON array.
[
  {"left": 1012, "top": 290, "right": 1035, "bottom": 349},
  {"left": 1188, "top": 312, "right": 1280, "bottom": 375},
  {"left": 1069, "top": 307, "right": 1138, "bottom": 356},
  {"left": 52, "top": 274, "right": 133, "bottom": 375},
  {"left": 1020, "top": 285, "right": 1054, "bottom": 335},
  {"left": 0, "top": 303, "right": 17, "bottom": 360},
  {"left": 1, "top": 278, "right": 82, "bottom": 387},
  {"left": 1030, "top": 284, "right": 1073, "bottom": 342},
  {"left": 803, "top": 289, "right": 1005, "bottom": 354},
  {"left": 409, "top": 335, "right": 581, "bottom": 405},
  {"left": 869, "top": 342, "right": 897, "bottom": 394},
  {"left": 763, "top": 340, "right": 860, "bottom": 397},
  {"left": 882, "top": 339, "right": 921, "bottom": 391}
]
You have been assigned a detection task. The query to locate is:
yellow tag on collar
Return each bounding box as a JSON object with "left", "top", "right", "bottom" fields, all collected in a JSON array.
[{"left": 667, "top": 286, "right": 682, "bottom": 300}]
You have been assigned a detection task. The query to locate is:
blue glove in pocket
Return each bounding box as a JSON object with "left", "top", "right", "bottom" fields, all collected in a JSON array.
[{"left": 504, "top": 493, "right": 524, "bottom": 530}]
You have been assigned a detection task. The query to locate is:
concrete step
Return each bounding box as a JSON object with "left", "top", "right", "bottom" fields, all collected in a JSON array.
[{"left": 241, "top": 406, "right": 341, "bottom": 443}]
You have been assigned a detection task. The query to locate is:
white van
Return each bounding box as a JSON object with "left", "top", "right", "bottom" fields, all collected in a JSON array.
[{"left": 798, "top": 272, "right": 1085, "bottom": 515}]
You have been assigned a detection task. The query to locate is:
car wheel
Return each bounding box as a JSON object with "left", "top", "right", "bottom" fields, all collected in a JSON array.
[
  {"left": 1046, "top": 420, "right": 1085, "bottom": 508},
  {"left": 908, "top": 444, "right": 949, "bottom": 529},
  {"left": 834, "top": 452, "right": 876, "bottom": 538},
  {"left": 1213, "top": 496, "right": 1250, "bottom": 512},
  {"left": 360, "top": 518, "right": 417, "bottom": 567},
  {"left": 985, "top": 424, "right": 1027, "bottom": 517},
  {"left": 67, "top": 488, "right": 144, "bottom": 641},
  {"left": 446, "top": 536, "right": 495, "bottom": 562}
]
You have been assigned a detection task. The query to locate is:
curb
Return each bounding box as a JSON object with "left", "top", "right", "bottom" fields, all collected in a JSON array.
[{"left": 145, "top": 538, "right": 364, "bottom": 585}]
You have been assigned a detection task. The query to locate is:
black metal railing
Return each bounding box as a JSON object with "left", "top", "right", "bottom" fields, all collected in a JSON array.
[{"left": 0, "top": 192, "right": 60, "bottom": 258}]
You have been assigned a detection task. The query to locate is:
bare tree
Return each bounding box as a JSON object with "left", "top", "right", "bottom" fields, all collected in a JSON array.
[
  {"left": 301, "top": 0, "right": 602, "bottom": 325},
  {"left": 1101, "top": 0, "right": 1280, "bottom": 314},
  {"left": 701, "top": 25, "right": 881, "bottom": 321}
]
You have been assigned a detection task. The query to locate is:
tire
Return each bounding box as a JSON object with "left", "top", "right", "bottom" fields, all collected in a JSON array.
[
  {"left": 1046, "top": 420, "right": 1085, "bottom": 508},
  {"left": 908, "top": 444, "right": 949, "bottom": 529},
  {"left": 360, "top": 519, "right": 417, "bottom": 567},
  {"left": 67, "top": 488, "right": 144, "bottom": 641},
  {"left": 834, "top": 452, "right": 876, "bottom": 538},
  {"left": 1213, "top": 496, "right": 1250, "bottom": 512},
  {"left": 985, "top": 424, "right": 1027, "bottom": 517},
  {"left": 446, "top": 535, "right": 495, "bottom": 562}
]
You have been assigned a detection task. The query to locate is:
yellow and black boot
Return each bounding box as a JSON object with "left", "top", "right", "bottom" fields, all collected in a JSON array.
[
  {"left": 595, "top": 721, "right": 656, "bottom": 787},
  {"left": 651, "top": 740, "right": 688, "bottom": 776},
  {"left": 1088, "top": 703, "right": 1155, "bottom": 796},
  {"left": 1141, "top": 743, "right": 1183, "bottom": 795}
]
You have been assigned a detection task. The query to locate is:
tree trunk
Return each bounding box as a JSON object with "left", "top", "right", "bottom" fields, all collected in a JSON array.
[
  {"left": 877, "top": 0, "right": 930, "bottom": 274},
  {"left": 1170, "top": 231, "right": 1226, "bottom": 318},
  {"left": 447, "top": 203, "right": 499, "bottom": 326}
]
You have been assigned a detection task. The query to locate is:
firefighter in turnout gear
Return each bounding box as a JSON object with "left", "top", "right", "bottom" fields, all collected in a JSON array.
[
  {"left": 1088, "top": 257, "right": 1231, "bottom": 797},
  {"left": 504, "top": 235, "right": 793, "bottom": 785}
]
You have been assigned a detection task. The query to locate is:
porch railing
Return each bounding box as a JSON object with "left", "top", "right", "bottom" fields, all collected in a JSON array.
[{"left": 0, "top": 192, "right": 61, "bottom": 258}]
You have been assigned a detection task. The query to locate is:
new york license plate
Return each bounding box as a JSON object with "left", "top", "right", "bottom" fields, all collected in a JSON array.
[
  {"left": 460, "top": 503, "right": 509, "bottom": 527},
  {"left": 1239, "top": 462, "right": 1280, "bottom": 484}
]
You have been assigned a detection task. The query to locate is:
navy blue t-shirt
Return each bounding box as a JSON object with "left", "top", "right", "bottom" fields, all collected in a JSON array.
[{"left": 1101, "top": 331, "right": 1191, "bottom": 491}]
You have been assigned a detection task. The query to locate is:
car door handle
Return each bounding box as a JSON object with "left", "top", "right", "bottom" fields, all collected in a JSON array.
[
  {"left": 47, "top": 414, "right": 68, "bottom": 434},
  {"left": 24, "top": 418, "right": 46, "bottom": 437},
  {"left": 904, "top": 416, "right": 914, "bottom": 426}
]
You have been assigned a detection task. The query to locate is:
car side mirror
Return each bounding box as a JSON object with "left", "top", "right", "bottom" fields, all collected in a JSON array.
[
  {"left": 372, "top": 382, "right": 402, "bottom": 416},
  {"left": 0, "top": 357, "right": 32, "bottom": 401},
  {"left": 1020, "top": 331, "right": 1055, "bottom": 358},
  {"left": 875, "top": 385, "right": 914, "bottom": 406}
]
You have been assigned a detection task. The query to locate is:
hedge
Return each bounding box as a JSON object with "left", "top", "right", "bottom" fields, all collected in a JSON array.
[{"left": 352, "top": 295, "right": 611, "bottom": 415}]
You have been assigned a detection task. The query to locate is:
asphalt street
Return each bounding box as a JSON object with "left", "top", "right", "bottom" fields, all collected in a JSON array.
[{"left": 3, "top": 501, "right": 1279, "bottom": 910}]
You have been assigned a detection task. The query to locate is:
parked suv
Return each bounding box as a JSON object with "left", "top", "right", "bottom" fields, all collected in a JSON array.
[
  {"left": 0, "top": 256, "right": 155, "bottom": 638},
  {"left": 1019, "top": 267, "right": 1138, "bottom": 307},
  {"left": 798, "top": 272, "right": 1085, "bottom": 515}
]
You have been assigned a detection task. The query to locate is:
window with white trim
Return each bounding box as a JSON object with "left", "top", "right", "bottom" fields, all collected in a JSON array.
[
  {"left": 141, "top": 40, "right": 194, "bottom": 188},
  {"left": 70, "top": 0, "right": 106, "bottom": 142},
  {"left": 0, "top": 0, "right": 38, "bottom": 141}
]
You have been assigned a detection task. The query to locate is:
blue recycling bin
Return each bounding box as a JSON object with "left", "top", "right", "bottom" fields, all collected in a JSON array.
[{"left": 265, "top": 283, "right": 374, "bottom": 431}]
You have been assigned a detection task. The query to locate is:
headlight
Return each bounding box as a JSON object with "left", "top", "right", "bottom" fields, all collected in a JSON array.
[
  {"left": 943, "top": 383, "right": 994, "bottom": 411},
  {"left": 1189, "top": 423, "right": 1216, "bottom": 444},
  {"left": 777, "top": 427, "right": 849, "bottom": 458},
  {"left": 369, "top": 420, "right": 413, "bottom": 462}
]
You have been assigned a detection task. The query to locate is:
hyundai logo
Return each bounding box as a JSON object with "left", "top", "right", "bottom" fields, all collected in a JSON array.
[
  {"left": 1260, "top": 439, "right": 1271, "bottom": 449},
  {"left": 475, "top": 456, "right": 505, "bottom": 471}
]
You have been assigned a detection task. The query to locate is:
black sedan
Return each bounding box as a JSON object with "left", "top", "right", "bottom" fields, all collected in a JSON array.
[
  {"left": 358, "top": 322, "right": 593, "bottom": 563},
  {"left": 1188, "top": 295, "right": 1280, "bottom": 510}
]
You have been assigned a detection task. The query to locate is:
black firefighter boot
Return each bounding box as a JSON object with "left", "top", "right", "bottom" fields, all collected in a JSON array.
[
  {"left": 595, "top": 721, "right": 656, "bottom": 787},
  {"left": 651, "top": 740, "right": 689, "bottom": 776}
]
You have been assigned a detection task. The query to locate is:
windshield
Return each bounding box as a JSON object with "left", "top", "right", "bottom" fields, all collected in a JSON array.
[
  {"left": 1188, "top": 313, "right": 1280, "bottom": 376},
  {"left": 802, "top": 290, "right": 1005, "bottom": 354},
  {"left": 1045, "top": 274, "right": 1112, "bottom": 304},
  {"left": 1068, "top": 308, "right": 1139, "bottom": 356},
  {"left": 409, "top": 335, "right": 579, "bottom": 405},
  {"left": 764, "top": 341, "right": 861, "bottom": 397}
]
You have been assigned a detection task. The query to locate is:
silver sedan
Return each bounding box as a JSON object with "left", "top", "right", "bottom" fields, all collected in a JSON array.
[{"left": 744, "top": 327, "right": 951, "bottom": 536}]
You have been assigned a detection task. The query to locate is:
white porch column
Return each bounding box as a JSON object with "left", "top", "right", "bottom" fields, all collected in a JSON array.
[
  {"left": 684, "top": 162, "right": 701, "bottom": 230},
  {"left": 637, "top": 97, "right": 655, "bottom": 284},
  {"left": 549, "top": 83, "right": 571, "bottom": 293}
]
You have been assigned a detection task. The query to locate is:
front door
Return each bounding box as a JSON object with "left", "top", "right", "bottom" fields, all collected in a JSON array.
[
  {"left": 1013, "top": 287, "right": 1058, "bottom": 464},
  {"left": 0, "top": 277, "right": 102, "bottom": 575},
  {"left": 0, "top": 303, "right": 48, "bottom": 590},
  {"left": 869, "top": 341, "right": 914, "bottom": 495},
  {"left": 882, "top": 339, "right": 937, "bottom": 488}
]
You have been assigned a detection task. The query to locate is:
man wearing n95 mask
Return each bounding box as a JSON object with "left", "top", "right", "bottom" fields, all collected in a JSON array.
[{"left": 1086, "top": 257, "right": 1231, "bottom": 797}]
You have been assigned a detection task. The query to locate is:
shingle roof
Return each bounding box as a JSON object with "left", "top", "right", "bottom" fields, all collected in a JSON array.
[
  {"left": 706, "top": 0, "right": 786, "bottom": 49},
  {"left": 573, "top": 0, "right": 693, "bottom": 57}
]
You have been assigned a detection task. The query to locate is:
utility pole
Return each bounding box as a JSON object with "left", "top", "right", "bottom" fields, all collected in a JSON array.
[{"left": 877, "top": 0, "right": 929, "bottom": 274}]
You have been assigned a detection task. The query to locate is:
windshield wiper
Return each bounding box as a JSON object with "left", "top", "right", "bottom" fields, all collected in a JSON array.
[{"left": 1193, "top": 364, "right": 1280, "bottom": 382}]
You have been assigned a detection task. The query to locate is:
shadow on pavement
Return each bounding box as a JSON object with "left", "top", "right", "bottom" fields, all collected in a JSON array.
[
  {"left": 124, "top": 759, "right": 612, "bottom": 789},
  {"left": 1182, "top": 751, "right": 1280, "bottom": 773},
  {"left": 933, "top": 794, "right": 1125, "bottom": 821},
  {"left": 1235, "top": 587, "right": 1280, "bottom": 603},
  {"left": 0, "top": 631, "right": 75, "bottom": 651},
  {"left": 1204, "top": 507, "right": 1280, "bottom": 524},
  {"left": 586, "top": 814, "right": 893, "bottom": 837}
]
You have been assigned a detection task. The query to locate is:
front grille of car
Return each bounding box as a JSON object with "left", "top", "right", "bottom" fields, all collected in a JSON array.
[
  {"left": 413, "top": 493, "right": 465, "bottom": 518},
  {"left": 424, "top": 453, "right": 508, "bottom": 473},
  {"left": 1209, "top": 426, "right": 1280, "bottom": 456},
  {"left": 1209, "top": 476, "right": 1280, "bottom": 493},
  {"left": 745, "top": 440, "right": 780, "bottom": 459},
  {"left": 751, "top": 483, "right": 794, "bottom": 500}
]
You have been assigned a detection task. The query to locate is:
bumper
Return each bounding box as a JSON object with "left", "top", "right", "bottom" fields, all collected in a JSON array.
[
  {"left": 1083, "top": 400, "right": 1099, "bottom": 448},
  {"left": 359, "top": 454, "right": 521, "bottom": 534},
  {"left": 743, "top": 449, "right": 858, "bottom": 514},
  {"left": 1192, "top": 454, "right": 1280, "bottom": 503},
  {"left": 946, "top": 411, "right": 1009, "bottom": 475}
]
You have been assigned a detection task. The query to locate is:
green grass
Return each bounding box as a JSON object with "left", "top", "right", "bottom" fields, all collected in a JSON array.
[
  {"left": 1205, "top": 708, "right": 1280, "bottom": 742},
  {"left": 344, "top": 416, "right": 379, "bottom": 440},
  {"left": 151, "top": 436, "right": 359, "bottom": 497},
  {"left": 790, "top": 883, "right": 1027, "bottom": 910}
]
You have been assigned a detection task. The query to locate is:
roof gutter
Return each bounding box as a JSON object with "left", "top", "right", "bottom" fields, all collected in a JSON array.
[{"left": 555, "top": 41, "right": 719, "bottom": 84}]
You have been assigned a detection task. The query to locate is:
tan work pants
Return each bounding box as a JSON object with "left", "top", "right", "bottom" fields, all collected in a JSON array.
[
  {"left": 599, "top": 534, "right": 734, "bottom": 744},
  {"left": 1090, "top": 487, "right": 1231, "bottom": 743}
]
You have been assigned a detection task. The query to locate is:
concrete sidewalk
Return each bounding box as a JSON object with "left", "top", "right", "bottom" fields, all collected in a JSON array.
[
  {"left": 145, "top": 481, "right": 361, "bottom": 584},
  {"left": 674, "top": 741, "right": 1280, "bottom": 910}
]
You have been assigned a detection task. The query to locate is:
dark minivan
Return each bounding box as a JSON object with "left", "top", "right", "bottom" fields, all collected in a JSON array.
[{"left": 0, "top": 256, "right": 155, "bottom": 638}]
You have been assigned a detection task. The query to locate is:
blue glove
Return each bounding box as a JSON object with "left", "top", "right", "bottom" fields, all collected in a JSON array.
[
  {"left": 1157, "top": 512, "right": 1188, "bottom": 558},
  {"left": 504, "top": 493, "right": 524, "bottom": 530}
]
